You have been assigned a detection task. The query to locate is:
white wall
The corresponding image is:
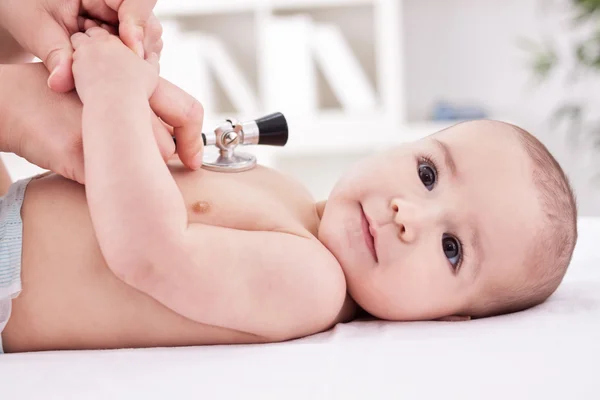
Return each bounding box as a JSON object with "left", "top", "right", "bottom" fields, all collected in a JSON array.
[{"left": 405, "top": 0, "right": 544, "bottom": 122}]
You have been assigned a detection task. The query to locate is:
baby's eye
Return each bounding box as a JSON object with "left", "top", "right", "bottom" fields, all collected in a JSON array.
[
  {"left": 442, "top": 234, "right": 462, "bottom": 270},
  {"left": 418, "top": 160, "right": 437, "bottom": 191}
]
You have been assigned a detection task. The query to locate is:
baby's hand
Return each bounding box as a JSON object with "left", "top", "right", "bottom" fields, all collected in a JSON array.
[{"left": 71, "top": 27, "right": 159, "bottom": 103}]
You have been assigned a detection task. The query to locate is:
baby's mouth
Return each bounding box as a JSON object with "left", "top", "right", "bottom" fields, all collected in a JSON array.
[{"left": 360, "top": 204, "right": 378, "bottom": 263}]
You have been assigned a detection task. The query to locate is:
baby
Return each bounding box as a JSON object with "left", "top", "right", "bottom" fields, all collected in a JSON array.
[{"left": 0, "top": 29, "right": 578, "bottom": 353}]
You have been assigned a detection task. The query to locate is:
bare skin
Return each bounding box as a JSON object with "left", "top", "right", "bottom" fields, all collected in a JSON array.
[
  {"left": 3, "top": 162, "right": 354, "bottom": 353},
  {"left": 0, "top": 26, "right": 33, "bottom": 64}
]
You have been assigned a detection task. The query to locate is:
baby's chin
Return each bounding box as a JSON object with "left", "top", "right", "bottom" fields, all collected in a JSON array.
[{"left": 317, "top": 201, "right": 350, "bottom": 250}]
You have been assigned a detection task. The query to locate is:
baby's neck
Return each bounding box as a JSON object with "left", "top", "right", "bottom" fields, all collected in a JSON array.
[{"left": 315, "top": 200, "right": 327, "bottom": 220}]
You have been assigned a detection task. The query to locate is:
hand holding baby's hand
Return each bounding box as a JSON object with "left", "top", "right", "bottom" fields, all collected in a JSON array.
[
  {"left": 71, "top": 27, "right": 159, "bottom": 102},
  {"left": 70, "top": 27, "right": 205, "bottom": 169}
]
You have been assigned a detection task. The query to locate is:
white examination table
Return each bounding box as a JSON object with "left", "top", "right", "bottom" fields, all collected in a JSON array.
[{"left": 1, "top": 217, "right": 599, "bottom": 399}]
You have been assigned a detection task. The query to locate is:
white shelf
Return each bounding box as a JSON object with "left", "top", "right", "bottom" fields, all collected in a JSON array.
[
  {"left": 155, "top": 0, "right": 377, "bottom": 17},
  {"left": 246, "top": 114, "right": 522, "bottom": 160},
  {"left": 248, "top": 119, "right": 454, "bottom": 161},
  {"left": 155, "top": 1, "right": 256, "bottom": 17},
  {"left": 269, "top": 0, "right": 376, "bottom": 11},
  {"left": 157, "top": 0, "right": 405, "bottom": 149}
]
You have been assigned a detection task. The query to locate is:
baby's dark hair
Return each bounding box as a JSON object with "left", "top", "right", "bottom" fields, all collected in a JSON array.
[{"left": 471, "top": 123, "right": 578, "bottom": 318}]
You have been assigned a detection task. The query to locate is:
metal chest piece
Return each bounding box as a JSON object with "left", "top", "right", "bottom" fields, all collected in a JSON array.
[
  {"left": 200, "top": 112, "right": 288, "bottom": 173},
  {"left": 202, "top": 119, "right": 257, "bottom": 173}
]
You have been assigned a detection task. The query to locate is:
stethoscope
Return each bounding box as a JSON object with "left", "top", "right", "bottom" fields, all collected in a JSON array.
[{"left": 174, "top": 112, "right": 288, "bottom": 173}]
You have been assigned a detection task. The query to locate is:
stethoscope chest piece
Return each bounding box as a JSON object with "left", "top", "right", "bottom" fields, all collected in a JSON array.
[
  {"left": 194, "top": 112, "right": 288, "bottom": 173},
  {"left": 202, "top": 152, "right": 257, "bottom": 173}
]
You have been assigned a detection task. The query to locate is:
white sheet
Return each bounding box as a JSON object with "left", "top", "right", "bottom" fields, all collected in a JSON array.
[{"left": 2, "top": 218, "right": 600, "bottom": 399}]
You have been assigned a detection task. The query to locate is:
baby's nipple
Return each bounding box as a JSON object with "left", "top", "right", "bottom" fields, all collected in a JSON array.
[{"left": 191, "top": 201, "right": 211, "bottom": 214}]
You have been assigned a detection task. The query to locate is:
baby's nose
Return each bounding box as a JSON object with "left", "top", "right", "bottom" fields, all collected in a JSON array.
[{"left": 390, "top": 198, "right": 437, "bottom": 243}]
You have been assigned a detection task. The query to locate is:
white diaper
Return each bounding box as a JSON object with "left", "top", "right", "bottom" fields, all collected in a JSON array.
[{"left": 0, "top": 178, "right": 32, "bottom": 353}]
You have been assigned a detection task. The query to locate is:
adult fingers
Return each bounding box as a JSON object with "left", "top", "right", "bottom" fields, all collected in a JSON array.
[
  {"left": 146, "top": 52, "right": 160, "bottom": 73},
  {"left": 79, "top": 16, "right": 99, "bottom": 30},
  {"left": 117, "top": 0, "right": 158, "bottom": 58},
  {"left": 151, "top": 113, "right": 176, "bottom": 163},
  {"left": 84, "top": 0, "right": 119, "bottom": 25},
  {"left": 35, "top": 16, "right": 75, "bottom": 92},
  {"left": 144, "top": 14, "right": 163, "bottom": 57},
  {"left": 150, "top": 78, "right": 204, "bottom": 170}
]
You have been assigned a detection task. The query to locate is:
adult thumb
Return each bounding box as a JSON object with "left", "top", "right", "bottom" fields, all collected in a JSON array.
[
  {"left": 37, "top": 18, "right": 75, "bottom": 93},
  {"left": 118, "top": 0, "right": 158, "bottom": 58}
]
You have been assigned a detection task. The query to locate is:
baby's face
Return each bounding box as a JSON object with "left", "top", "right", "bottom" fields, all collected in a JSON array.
[{"left": 319, "top": 120, "right": 542, "bottom": 320}]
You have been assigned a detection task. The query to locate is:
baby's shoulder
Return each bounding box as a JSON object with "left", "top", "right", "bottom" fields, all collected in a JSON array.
[
  {"left": 274, "top": 235, "right": 349, "bottom": 335},
  {"left": 238, "top": 165, "right": 321, "bottom": 235},
  {"left": 253, "top": 165, "right": 316, "bottom": 204}
]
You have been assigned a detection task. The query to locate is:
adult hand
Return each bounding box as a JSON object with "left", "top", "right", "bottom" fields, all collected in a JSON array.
[
  {"left": 0, "top": 63, "right": 177, "bottom": 184},
  {"left": 0, "top": 0, "right": 163, "bottom": 93},
  {"left": 0, "top": 26, "right": 33, "bottom": 64}
]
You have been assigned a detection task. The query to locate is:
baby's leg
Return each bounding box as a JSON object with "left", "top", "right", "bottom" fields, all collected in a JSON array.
[{"left": 0, "top": 156, "right": 12, "bottom": 196}]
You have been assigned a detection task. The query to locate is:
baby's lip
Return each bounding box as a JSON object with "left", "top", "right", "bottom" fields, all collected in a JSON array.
[
  {"left": 367, "top": 216, "right": 379, "bottom": 261},
  {"left": 360, "top": 205, "right": 378, "bottom": 262},
  {"left": 367, "top": 216, "right": 377, "bottom": 239}
]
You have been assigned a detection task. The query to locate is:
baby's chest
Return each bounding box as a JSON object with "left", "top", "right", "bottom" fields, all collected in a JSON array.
[{"left": 172, "top": 166, "right": 318, "bottom": 235}]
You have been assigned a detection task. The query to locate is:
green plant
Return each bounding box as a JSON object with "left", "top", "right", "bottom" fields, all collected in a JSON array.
[{"left": 523, "top": 0, "right": 600, "bottom": 145}]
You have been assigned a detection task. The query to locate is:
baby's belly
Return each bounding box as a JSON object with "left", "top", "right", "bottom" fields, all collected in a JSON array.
[
  {"left": 5, "top": 257, "right": 264, "bottom": 353},
  {"left": 2, "top": 176, "right": 263, "bottom": 353},
  {"left": 4, "top": 261, "right": 263, "bottom": 353}
]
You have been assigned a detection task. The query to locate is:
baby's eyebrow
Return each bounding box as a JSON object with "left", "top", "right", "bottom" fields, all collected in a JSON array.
[{"left": 432, "top": 139, "right": 458, "bottom": 177}]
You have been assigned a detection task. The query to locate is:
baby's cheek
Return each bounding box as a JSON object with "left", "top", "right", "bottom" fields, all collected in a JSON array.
[{"left": 387, "top": 253, "right": 447, "bottom": 300}]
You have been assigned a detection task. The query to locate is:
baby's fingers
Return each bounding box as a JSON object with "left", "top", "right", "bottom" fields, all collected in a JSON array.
[
  {"left": 70, "top": 32, "right": 90, "bottom": 50},
  {"left": 85, "top": 27, "right": 112, "bottom": 38}
]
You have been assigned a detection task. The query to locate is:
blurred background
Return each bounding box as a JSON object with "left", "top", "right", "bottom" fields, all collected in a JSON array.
[{"left": 6, "top": 0, "right": 600, "bottom": 215}]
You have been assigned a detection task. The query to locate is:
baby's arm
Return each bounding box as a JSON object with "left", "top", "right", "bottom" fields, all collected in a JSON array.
[
  {"left": 72, "top": 29, "right": 190, "bottom": 273},
  {"left": 72, "top": 30, "right": 344, "bottom": 341}
]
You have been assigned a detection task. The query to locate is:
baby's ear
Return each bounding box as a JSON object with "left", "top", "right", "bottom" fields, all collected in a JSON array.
[{"left": 436, "top": 315, "right": 471, "bottom": 322}]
